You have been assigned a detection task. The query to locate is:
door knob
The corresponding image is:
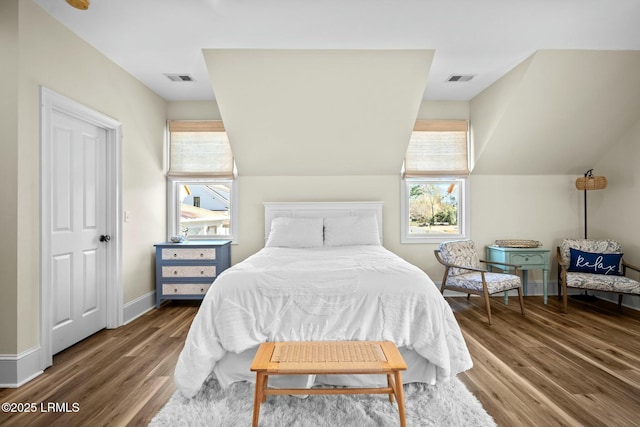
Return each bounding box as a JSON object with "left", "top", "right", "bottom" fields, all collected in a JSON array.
[{"left": 99, "top": 235, "right": 111, "bottom": 242}]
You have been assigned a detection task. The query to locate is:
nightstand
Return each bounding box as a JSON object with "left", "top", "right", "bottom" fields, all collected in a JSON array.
[
  {"left": 485, "top": 245, "right": 550, "bottom": 304},
  {"left": 154, "top": 240, "right": 231, "bottom": 308}
]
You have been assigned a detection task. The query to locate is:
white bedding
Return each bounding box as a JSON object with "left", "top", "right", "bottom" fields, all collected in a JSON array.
[{"left": 174, "top": 245, "right": 473, "bottom": 398}]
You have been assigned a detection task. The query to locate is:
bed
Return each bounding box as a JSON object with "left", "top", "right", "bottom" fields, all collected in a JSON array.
[{"left": 174, "top": 202, "right": 473, "bottom": 398}]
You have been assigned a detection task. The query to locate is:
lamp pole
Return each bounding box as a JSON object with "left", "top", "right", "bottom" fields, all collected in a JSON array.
[{"left": 583, "top": 169, "right": 591, "bottom": 239}]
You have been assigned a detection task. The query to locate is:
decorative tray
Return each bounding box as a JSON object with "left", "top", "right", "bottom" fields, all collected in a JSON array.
[{"left": 494, "top": 239, "right": 542, "bottom": 248}]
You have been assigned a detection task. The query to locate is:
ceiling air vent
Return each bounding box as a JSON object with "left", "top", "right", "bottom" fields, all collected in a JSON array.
[
  {"left": 447, "top": 74, "right": 474, "bottom": 82},
  {"left": 164, "top": 73, "right": 196, "bottom": 82}
]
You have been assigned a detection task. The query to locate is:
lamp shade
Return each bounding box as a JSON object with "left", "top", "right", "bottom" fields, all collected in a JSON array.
[
  {"left": 575, "top": 175, "right": 607, "bottom": 191},
  {"left": 66, "top": 0, "right": 89, "bottom": 10}
]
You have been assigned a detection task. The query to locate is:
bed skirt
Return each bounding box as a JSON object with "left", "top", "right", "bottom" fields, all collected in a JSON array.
[{"left": 212, "top": 345, "right": 438, "bottom": 389}]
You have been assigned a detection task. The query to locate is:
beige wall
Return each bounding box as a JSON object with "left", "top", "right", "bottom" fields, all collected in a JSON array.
[
  {"left": 167, "top": 101, "right": 222, "bottom": 121},
  {"left": 203, "top": 49, "right": 432, "bottom": 177},
  {"left": 591, "top": 118, "right": 640, "bottom": 308},
  {"left": 593, "top": 117, "right": 640, "bottom": 249},
  {"left": 0, "top": 0, "right": 20, "bottom": 355},
  {"left": 235, "top": 176, "right": 400, "bottom": 263},
  {"left": 1, "top": 1, "right": 167, "bottom": 355},
  {"left": 471, "top": 50, "right": 640, "bottom": 176}
]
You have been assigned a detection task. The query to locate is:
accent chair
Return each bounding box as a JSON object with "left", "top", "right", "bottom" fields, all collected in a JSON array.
[
  {"left": 434, "top": 240, "right": 524, "bottom": 325},
  {"left": 557, "top": 238, "right": 640, "bottom": 313}
]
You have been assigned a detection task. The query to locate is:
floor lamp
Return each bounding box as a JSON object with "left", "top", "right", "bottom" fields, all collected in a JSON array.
[
  {"left": 66, "top": 0, "right": 90, "bottom": 10},
  {"left": 575, "top": 169, "right": 608, "bottom": 239},
  {"left": 572, "top": 169, "right": 608, "bottom": 300}
]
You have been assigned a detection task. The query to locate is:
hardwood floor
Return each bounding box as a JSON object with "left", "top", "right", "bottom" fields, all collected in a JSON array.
[
  {"left": 0, "top": 302, "right": 199, "bottom": 427},
  {"left": 455, "top": 295, "right": 640, "bottom": 427},
  {"left": 1, "top": 296, "right": 639, "bottom": 426}
]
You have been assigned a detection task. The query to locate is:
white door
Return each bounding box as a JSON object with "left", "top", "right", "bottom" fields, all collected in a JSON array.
[{"left": 48, "top": 110, "right": 108, "bottom": 355}]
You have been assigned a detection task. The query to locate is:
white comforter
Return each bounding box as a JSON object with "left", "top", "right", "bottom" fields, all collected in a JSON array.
[{"left": 174, "top": 245, "right": 472, "bottom": 398}]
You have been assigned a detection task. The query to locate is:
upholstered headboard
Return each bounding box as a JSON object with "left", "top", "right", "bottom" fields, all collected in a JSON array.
[{"left": 263, "top": 201, "right": 383, "bottom": 243}]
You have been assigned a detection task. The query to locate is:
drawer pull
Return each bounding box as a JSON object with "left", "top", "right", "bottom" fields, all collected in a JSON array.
[
  {"left": 173, "top": 253, "right": 177, "bottom": 258},
  {"left": 200, "top": 253, "right": 204, "bottom": 257},
  {"left": 174, "top": 270, "right": 178, "bottom": 275},
  {"left": 174, "top": 288, "right": 178, "bottom": 293},
  {"left": 200, "top": 269, "right": 204, "bottom": 275},
  {"left": 200, "top": 287, "right": 204, "bottom": 292}
]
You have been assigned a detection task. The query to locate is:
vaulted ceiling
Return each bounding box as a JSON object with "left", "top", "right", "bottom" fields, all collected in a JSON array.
[
  {"left": 33, "top": 0, "right": 640, "bottom": 102},
  {"left": 32, "top": 0, "right": 640, "bottom": 176}
]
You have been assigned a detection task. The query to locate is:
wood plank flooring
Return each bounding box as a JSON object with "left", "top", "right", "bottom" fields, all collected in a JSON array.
[
  {"left": 0, "top": 302, "right": 199, "bottom": 427},
  {"left": 455, "top": 295, "right": 640, "bottom": 427},
  {"left": 1, "top": 296, "right": 639, "bottom": 426}
]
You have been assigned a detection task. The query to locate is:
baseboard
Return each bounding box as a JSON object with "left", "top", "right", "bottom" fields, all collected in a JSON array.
[
  {"left": 0, "top": 346, "right": 43, "bottom": 388},
  {"left": 123, "top": 290, "right": 156, "bottom": 325}
]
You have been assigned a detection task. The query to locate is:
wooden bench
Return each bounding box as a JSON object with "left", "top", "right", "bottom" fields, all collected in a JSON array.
[{"left": 250, "top": 340, "right": 408, "bottom": 427}]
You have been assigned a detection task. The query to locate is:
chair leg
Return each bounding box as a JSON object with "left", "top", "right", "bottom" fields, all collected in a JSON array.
[
  {"left": 618, "top": 294, "right": 623, "bottom": 309},
  {"left": 561, "top": 270, "right": 568, "bottom": 314},
  {"left": 482, "top": 287, "right": 492, "bottom": 325},
  {"left": 517, "top": 287, "right": 525, "bottom": 316},
  {"left": 440, "top": 268, "right": 449, "bottom": 295}
]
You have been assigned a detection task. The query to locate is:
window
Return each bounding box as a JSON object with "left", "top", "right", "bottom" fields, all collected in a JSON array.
[
  {"left": 401, "top": 120, "right": 470, "bottom": 243},
  {"left": 167, "top": 120, "right": 237, "bottom": 241}
]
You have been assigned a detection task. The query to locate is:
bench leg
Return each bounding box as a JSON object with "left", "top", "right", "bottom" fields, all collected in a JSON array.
[
  {"left": 386, "top": 374, "right": 395, "bottom": 403},
  {"left": 393, "top": 371, "right": 406, "bottom": 427},
  {"left": 262, "top": 374, "right": 269, "bottom": 402},
  {"left": 252, "top": 372, "right": 266, "bottom": 427}
]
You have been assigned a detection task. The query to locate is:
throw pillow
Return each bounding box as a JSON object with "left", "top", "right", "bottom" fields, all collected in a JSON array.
[{"left": 568, "top": 248, "right": 623, "bottom": 276}]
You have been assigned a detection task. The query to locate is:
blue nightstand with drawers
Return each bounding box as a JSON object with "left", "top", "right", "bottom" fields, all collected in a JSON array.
[{"left": 154, "top": 240, "right": 231, "bottom": 308}]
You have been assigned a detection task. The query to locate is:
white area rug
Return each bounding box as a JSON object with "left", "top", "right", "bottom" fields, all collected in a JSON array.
[{"left": 150, "top": 376, "right": 496, "bottom": 427}]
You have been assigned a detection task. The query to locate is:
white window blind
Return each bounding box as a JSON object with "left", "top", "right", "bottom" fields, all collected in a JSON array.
[
  {"left": 168, "top": 120, "right": 234, "bottom": 178},
  {"left": 404, "top": 120, "right": 469, "bottom": 177}
]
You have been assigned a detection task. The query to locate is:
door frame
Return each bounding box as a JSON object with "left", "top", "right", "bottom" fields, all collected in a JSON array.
[{"left": 40, "top": 87, "right": 123, "bottom": 369}]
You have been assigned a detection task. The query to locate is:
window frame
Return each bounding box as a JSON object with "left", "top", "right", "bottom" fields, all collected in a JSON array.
[
  {"left": 167, "top": 177, "right": 238, "bottom": 243},
  {"left": 401, "top": 177, "right": 469, "bottom": 244}
]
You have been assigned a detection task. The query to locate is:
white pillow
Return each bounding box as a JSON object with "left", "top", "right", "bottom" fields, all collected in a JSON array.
[
  {"left": 323, "top": 215, "right": 381, "bottom": 247},
  {"left": 266, "top": 217, "right": 324, "bottom": 248}
]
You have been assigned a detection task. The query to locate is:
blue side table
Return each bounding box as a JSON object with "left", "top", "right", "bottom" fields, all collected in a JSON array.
[{"left": 485, "top": 245, "right": 550, "bottom": 304}]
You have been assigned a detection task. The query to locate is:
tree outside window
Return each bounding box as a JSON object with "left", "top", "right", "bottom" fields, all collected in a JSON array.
[{"left": 408, "top": 181, "right": 460, "bottom": 236}]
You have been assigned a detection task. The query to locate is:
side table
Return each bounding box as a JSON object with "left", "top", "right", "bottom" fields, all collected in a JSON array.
[
  {"left": 485, "top": 245, "right": 550, "bottom": 304},
  {"left": 154, "top": 240, "right": 231, "bottom": 308}
]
